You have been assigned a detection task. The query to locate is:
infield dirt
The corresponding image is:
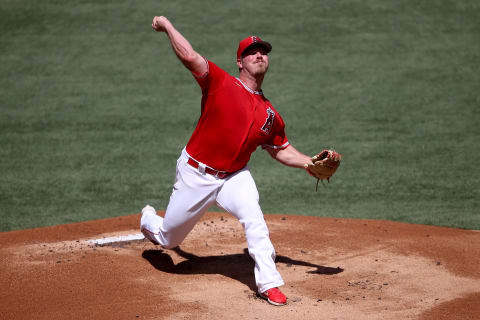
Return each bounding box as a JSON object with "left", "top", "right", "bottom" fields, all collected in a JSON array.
[{"left": 1, "top": 213, "right": 479, "bottom": 319}]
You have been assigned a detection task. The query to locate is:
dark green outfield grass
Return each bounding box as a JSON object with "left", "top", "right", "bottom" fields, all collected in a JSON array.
[{"left": 1, "top": 0, "right": 479, "bottom": 231}]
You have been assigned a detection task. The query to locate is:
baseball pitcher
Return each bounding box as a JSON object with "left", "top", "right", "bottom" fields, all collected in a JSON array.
[{"left": 140, "top": 16, "right": 341, "bottom": 306}]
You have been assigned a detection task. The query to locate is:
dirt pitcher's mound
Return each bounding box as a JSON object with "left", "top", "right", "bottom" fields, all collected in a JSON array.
[{"left": 1, "top": 213, "right": 479, "bottom": 320}]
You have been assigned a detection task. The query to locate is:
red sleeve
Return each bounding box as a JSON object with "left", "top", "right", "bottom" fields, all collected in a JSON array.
[
  {"left": 262, "top": 111, "right": 289, "bottom": 150},
  {"left": 193, "top": 60, "right": 227, "bottom": 94}
]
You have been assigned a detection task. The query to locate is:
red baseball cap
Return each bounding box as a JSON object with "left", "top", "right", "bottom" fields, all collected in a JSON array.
[{"left": 237, "top": 36, "right": 272, "bottom": 59}]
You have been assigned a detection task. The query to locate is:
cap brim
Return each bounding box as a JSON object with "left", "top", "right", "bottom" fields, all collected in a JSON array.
[{"left": 241, "top": 41, "right": 272, "bottom": 57}]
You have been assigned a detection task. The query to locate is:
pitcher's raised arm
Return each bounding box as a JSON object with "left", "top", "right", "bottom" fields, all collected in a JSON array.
[{"left": 152, "top": 16, "right": 207, "bottom": 77}]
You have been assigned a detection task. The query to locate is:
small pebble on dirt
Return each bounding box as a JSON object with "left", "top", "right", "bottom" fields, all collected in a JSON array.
[{"left": 436, "top": 261, "right": 441, "bottom": 265}]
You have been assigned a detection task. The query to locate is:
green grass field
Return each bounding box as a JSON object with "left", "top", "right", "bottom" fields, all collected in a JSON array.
[{"left": 1, "top": 0, "right": 479, "bottom": 231}]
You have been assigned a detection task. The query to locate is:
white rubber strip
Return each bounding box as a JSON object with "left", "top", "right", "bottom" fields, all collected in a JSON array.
[{"left": 88, "top": 233, "right": 145, "bottom": 245}]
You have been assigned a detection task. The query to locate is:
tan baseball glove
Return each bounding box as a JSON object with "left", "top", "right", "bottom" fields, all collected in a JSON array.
[{"left": 304, "top": 149, "right": 342, "bottom": 191}]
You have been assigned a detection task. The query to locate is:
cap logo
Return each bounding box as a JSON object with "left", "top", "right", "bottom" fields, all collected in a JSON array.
[{"left": 252, "top": 36, "right": 258, "bottom": 43}]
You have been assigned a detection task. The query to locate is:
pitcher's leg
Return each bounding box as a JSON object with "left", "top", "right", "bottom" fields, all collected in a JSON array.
[
  {"left": 140, "top": 154, "right": 220, "bottom": 249},
  {"left": 216, "top": 168, "right": 284, "bottom": 293}
]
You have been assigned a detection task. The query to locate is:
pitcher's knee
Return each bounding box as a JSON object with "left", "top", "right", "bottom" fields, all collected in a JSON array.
[
  {"left": 160, "top": 236, "right": 181, "bottom": 249},
  {"left": 159, "top": 230, "right": 187, "bottom": 249},
  {"left": 161, "top": 242, "right": 178, "bottom": 250}
]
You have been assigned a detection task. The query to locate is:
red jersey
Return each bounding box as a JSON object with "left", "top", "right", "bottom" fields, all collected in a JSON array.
[{"left": 185, "top": 60, "right": 289, "bottom": 172}]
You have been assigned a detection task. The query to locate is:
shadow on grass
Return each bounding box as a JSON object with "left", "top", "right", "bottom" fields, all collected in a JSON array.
[{"left": 142, "top": 247, "right": 343, "bottom": 292}]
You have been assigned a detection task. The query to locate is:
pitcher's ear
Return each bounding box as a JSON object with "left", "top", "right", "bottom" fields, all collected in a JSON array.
[{"left": 237, "top": 58, "right": 243, "bottom": 70}]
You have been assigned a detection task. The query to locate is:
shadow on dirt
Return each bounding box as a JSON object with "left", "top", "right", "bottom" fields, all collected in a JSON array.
[{"left": 142, "top": 247, "right": 343, "bottom": 291}]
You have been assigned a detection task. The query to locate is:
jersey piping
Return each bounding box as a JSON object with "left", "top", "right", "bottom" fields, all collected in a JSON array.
[
  {"left": 262, "top": 141, "right": 290, "bottom": 149},
  {"left": 235, "top": 77, "right": 263, "bottom": 95}
]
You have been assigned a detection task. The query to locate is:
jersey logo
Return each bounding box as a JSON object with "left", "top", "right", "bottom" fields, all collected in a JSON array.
[{"left": 261, "top": 107, "right": 275, "bottom": 134}]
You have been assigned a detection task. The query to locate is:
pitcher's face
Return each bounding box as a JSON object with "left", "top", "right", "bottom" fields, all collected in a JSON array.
[{"left": 238, "top": 46, "right": 269, "bottom": 76}]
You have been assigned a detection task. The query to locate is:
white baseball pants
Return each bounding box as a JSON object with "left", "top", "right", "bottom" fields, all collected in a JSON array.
[{"left": 140, "top": 148, "right": 284, "bottom": 293}]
